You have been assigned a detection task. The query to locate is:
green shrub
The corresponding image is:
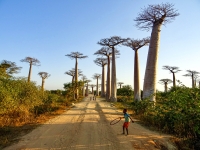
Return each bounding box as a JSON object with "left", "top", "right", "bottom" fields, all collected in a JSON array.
[{"left": 135, "top": 86, "right": 200, "bottom": 140}]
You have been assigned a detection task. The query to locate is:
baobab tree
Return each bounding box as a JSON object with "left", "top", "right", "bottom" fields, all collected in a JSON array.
[
  {"left": 85, "top": 79, "right": 91, "bottom": 96},
  {"left": 135, "top": 3, "right": 179, "bottom": 101},
  {"left": 198, "top": 80, "right": 200, "bottom": 88},
  {"left": 38, "top": 72, "right": 50, "bottom": 92},
  {"left": 90, "top": 84, "right": 96, "bottom": 95},
  {"left": 194, "top": 75, "right": 199, "bottom": 87},
  {"left": 94, "top": 57, "right": 107, "bottom": 97},
  {"left": 21, "top": 57, "right": 40, "bottom": 82},
  {"left": 162, "top": 66, "right": 181, "bottom": 87},
  {"left": 93, "top": 73, "right": 101, "bottom": 96},
  {"left": 123, "top": 37, "right": 150, "bottom": 101},
  {"left": 65, "top": 52, "right": 88, "bottom": 99},
  {"left": 64, "top": 68, "right": 83, "bottom": 83},
  {"left": 118, "top": 82, "right": 124, "bottom": 89},
  {"left": 98, "top": 36, "right": 126, "bottom": 102},
  {"left": 80, "top": 75, "right": 87, "bottom": 97},
  {"left": 0, "top": 60, "right": 22, "bottom": 78},
  {"left": 183, "top": 70, "right": 200, "bottom": 88},
  {"left": 159, "top": 79, "right": 172, "bottom": 92},
  {"left": 94, "top": 47, "right": 114, "bottom": 100}
]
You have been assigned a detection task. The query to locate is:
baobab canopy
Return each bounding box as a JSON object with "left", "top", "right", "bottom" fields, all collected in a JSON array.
[{"left": 135, "top": 3, "right": 179, "bottom": 30}]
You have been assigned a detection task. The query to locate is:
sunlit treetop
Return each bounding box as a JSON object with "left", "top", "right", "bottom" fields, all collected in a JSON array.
[
  {"left": 135, "top": 3, "right": 179, "bottom": 30},
  {"left": 94, "top": 47, "right": 120, "bottom": 57},
  {"left": 65, "top": 52, "right": 88, "bottom": 59},
  {"left": 98, "top": 36, "right": 127, "bottom": 48},
  {"left": 20, "top": 57, "right": 40, "bottom": 66},
  {"left": 123, "top": 37, "right": 150, "bottom": 50},
  {"left": 94, "top": 57, "right": 108, "bottom": 67}
]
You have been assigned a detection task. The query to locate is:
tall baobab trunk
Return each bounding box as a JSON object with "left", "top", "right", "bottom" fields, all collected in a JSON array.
[
  {"left": 164, "top": 82, "right": 168, "bottom": 92},
  {"left": 82, "top": 84, "right": 85, "bottom": 97},
  {"left": 192, "top": 74, "right": 194, "bottom": 88},
  {"left": 143, "top": 23, "right": 161, "bottom": 101},
  {"left": 101, "top": 65, "right": 106, "bottom": 97},
  {"left": 96, "top": 79, "right": 99, "bottom": 96},
  {"left": 28, "top": 62, "right": 32, "bottom": 82},
  {"left": 41, "top": 78, "right": 45, "bottom": 92},
  {"left": 75, "top": 58, "right": 78, "bottom": 99},
  {"left": 92, "top": 86, "right": 94, "bottom": 94},
  {"left": 172, "top": 73, "right": 176, "bottom": 87},
  {"left": 106, "top": 56, "right": 111, "bottom": 100},
  {"left": 134, "top": 50, "right": 141, "bottom": 101},
  {"left": 111, "top": 47, "right": 117, "bottom": 102},
  {"left": 86, "top": 82, "right": 89, "bottom": 96}
]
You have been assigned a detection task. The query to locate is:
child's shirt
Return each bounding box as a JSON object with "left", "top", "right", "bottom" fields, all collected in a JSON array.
[{"left": 124, "top": 113, "right": 130, "bottom": 122}]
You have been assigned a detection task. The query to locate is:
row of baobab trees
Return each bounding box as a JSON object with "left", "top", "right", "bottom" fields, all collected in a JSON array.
[
  {"left": 0, "top": 57, "right": 50, "bottom": 92},
  {"left": 159, "top": 66, "right": 200, "bottom": 92},
  {"left": 65, "top": 3, "right": 180, "bottom": 102}
]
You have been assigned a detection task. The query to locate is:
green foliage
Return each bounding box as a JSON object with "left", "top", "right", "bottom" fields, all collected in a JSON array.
[
  {"left": 117, "top": 85, "right": 133, "bottom": 96},
  {"left": 0, "top": 77, "right": 67, "bottom": 127},
  {"left": 133, "top": 86, "right": 200, "bottom": 141},
  {"left": 117, "top": 85, "right": 133, "bottom": 102},
  {"left": 63, "top": 81, "right": 84, "bottom": 99},
  {"left": 117, "top": 96, "right": 131, "bottom": 102},
  {"left": 0, "top": 60, "right": 21, "bottom": 79}
]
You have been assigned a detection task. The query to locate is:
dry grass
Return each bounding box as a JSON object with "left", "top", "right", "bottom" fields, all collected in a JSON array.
[{"left": 0, "top": 105, "right": 68, "bottom": 149}]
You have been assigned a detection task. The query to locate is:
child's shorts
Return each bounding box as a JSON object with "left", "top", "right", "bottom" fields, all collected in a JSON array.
[{"left": 123, "top": 122, "right": 130, "bottom": 128}]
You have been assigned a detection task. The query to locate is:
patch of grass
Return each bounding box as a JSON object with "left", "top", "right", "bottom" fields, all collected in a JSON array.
[{"left": 0, "top": 105, "right": 67, "bottom": 149}]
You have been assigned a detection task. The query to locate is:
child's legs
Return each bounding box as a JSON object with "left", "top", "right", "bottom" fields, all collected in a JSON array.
[
  {"left": 123, "top": 122, "right": 130, "bottom": 134},
  {"left": 125, "top": 127, "right": 128, "bottom": 135}
]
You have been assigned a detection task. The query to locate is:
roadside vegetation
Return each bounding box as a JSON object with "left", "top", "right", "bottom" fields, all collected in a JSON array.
[
  {"left": 0, "top": 76, "right": 84, "bottom": 148},
  {"left": 115, "top": 84, "right": 200, "bottom": 150}
]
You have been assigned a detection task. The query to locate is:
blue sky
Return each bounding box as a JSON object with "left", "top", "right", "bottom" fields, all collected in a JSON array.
[{"left": 0, "top": 0, "right": 200, "bottom": 91}]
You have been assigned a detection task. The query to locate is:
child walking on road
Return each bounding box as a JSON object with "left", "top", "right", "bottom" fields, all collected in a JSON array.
[{"left": 120, "top": 109, "right": 134, "bottom": 135}]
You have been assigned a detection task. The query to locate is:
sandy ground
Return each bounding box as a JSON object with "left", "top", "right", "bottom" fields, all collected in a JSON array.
[{"left": 4, "top": 96, "right": 177, "bottom": 150}]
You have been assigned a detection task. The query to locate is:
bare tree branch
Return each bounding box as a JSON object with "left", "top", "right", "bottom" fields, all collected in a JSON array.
[
  {"left": 94, "top": 47, "right": 120, "bottom": 57},
  {"left": 38, "top": 72, "right": 50, "bottom": 79},
  {"left": 65, "top": 52, "right": 88, "bottom": 59},
  {"left": 97, "top": 36, "right": 127, "bottom": 47},
  {"left": 135, "top": 3, "right": 179, "bottom": 30},
  {"left": 94, "top": 57, "right": 108, "bottom": 67},
  {"left": 20, "top": 57, "right": 40, "bottom": 66},
  {"left": 159, "top": 79, "right": 172, "bottom": 85},
  {"left": 123, "top": 37, "right": 150, "bottom": 50}
]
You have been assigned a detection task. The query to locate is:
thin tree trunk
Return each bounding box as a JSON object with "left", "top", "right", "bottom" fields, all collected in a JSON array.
[
  {"left": 28, "top": 63, "right": 32, "bottom": 82},
  {"left": 192, "top": 74, "right": 194, "bottom": 88},
  {"left": 86, "top": 82, "right": 89, "bottom": 96},
  {"left": 41, "top": 78, "right": 45, "bottom": 92},
  {"left": 164, "top": 82, "right": 167, "bottom": 92},
  {"left": 75, "top": 58, "right": 78, "bottom": 99},
  {"left": 82, "top": 83, "right": 85, "bottom": 97},
  {"left": 134, "top": 50, "right": 141, "bottom": 101},
  {"left": 96, "top": 78, "right": 99, "bottom": 96},
  {"left": 143, "top": 23, "right": 161, "bottom": 101},
  {"left": 106, "top": 56, "right": 111, "bottom": 101},
  {"left": 172, "top": 73, "right": 176, "bottom": 87},
  {"left": 101, "top": 65, "right": 105, "bottom": 97},
  {"left": 111, "top": 47, "right": 117, "bottom": 102},
  {"left": 92, "top": 87, "right": 94, "bottom": 94}
]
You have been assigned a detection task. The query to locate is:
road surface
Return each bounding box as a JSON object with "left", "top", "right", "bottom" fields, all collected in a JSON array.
[{"left": 4, "top": 96, "right": 177, "bottom": 150}]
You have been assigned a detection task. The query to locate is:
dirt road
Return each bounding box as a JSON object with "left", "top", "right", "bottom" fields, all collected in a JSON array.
[{"left": 4, "top": 96, "right": 177, "bottom": 150}]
